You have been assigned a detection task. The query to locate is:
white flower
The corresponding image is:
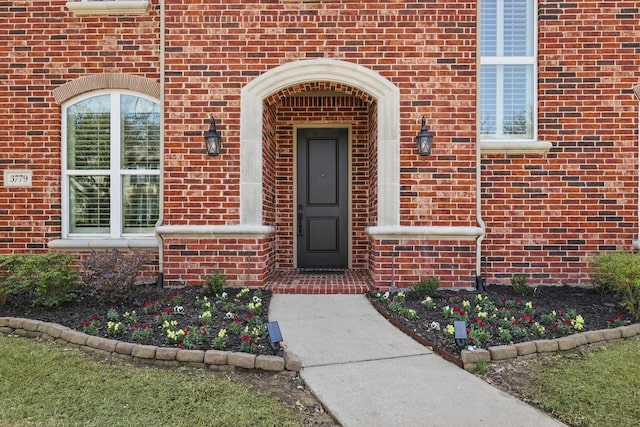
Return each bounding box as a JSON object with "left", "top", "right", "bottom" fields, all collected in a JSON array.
[
  {"left": 252, "top": 296, "right": 262, "bottom": 303},
  {"left": 220, "top": 292, "right": 228, "bottom": 299},
  {"left": 382, "top": 291, "right": 390, "bottom": 300},
  {"left": 429, "top": 321, "right": 441, "bottom": 331},
  {"left": 225, "top": 312, "right": 234, "bottom": 319}
]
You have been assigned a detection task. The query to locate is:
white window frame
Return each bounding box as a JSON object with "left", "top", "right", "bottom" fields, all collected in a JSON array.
[
  {"left": 479, "top": 0, "right": 551, "bottom": 154},
  {"left": 61, "top": 90, "right": 160, "bottom": 240}
]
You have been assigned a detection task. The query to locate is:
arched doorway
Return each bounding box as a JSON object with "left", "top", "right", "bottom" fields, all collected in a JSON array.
[{"left": 239, "top": 59, "right": 400, "bottom": 231}]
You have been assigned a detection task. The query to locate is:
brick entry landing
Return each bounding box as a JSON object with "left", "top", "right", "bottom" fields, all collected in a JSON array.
[{"left": 263, "top": 269, "right": 373, "bottom": 294}]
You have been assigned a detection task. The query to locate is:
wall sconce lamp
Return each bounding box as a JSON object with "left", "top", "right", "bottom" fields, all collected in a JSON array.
[
  {"left": 204, "top": 116, "right": 222, "bottom": 156},
  {"left": 454, "top": 320, "right": 468, "bottom": 348},
  {"left": 266, "top": 321, "right": 284, "bottom": 355},
  {"left": 415, "top": 116, "right": 434, "bottom": 156}
]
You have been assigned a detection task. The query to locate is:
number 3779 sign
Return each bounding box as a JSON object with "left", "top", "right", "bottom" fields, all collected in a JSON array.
[{"left": 4, "top": 170, "right": 33, "bottom": 188}]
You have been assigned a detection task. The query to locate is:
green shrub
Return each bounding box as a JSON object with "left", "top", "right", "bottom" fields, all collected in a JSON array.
[
  {"left": 205, "top": 270, "right": 226, "bottom": 297},
  {"left": 591, "top": 252, "right": 640, "bottom": 318},
  {"left": 0, "top": 253, "right": 78, "bottom": 307},
  {"left": 510, "top": 274, "right": 539, "bottom": 297},
  {"left": 411, "top": 277, "right": 440, "bottom": 298},
  {"left": 590, "top": 252, "right": 633, "bottom": 295},
  {"left": 81, "top": 250, "right": 149, "bottom": 303}
]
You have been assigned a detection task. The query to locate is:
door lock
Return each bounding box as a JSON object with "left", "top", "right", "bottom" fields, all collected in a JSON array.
[{"left": 297, "top": 212, "right": 304, "bottom": 236}]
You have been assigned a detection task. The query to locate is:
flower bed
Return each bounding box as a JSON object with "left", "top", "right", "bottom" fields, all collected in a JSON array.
[{"left": 369, "top": 284, "right": 638, "bottom": 369}]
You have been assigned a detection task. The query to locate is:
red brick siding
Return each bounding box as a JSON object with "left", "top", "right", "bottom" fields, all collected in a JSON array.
[
  {"left": 163, "top": 238, "right": 273, "bottom": 287},
  {"left": 3, "top": 1, "right": 640, "bottom": 289},
  {"left": 480, "top": 3, "right": 640, "bottom": 286},
  {"left": 370, "top": 239, "right": 476, "bottom": 289},
  {"left": 1, "top": 1, "right": 160, "bottom": 254}
]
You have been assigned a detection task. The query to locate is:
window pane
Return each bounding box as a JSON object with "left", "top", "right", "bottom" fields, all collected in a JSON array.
[
  {"left": 69, "top": 175, "right": 110, "bottom": 234},
  {"left": 503, "top": 64, "right": 533, "bottom": 137},
  {"left": 121, "top": 95, "right": 160, "bottom": 170},
  {"left": 67, "top": 95, "right": 111, "bottom": 170},
  {"left": 122, "top": 174, "right": 159, "bottom": 234},
  {"left": 480, "top": 0, "right": 497, "bottom": 56},
  {"left": 480, "top": 65, "right": 497, "bottom": 136},
  {"left": 504, "top": 0, "right": 532, "bottom": 56}
]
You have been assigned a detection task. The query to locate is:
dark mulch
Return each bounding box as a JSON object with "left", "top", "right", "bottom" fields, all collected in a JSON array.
[
  {"left": 370, "top": 284, "right": 633, "bottom": 360},
  {"left": 0, "top": 284, "right": 277, "bottom": 356}
]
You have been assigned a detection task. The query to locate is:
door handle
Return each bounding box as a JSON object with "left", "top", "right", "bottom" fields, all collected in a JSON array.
[{"left": 297, "top": 212, "right": 304, "bottom": 236}]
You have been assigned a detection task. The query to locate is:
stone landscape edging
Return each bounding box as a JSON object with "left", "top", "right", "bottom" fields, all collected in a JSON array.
[
  {"left": 368, "top": 296, "right": 640, "bottom": 372},
  {"left": 0, "top": 317, "right": 302, "bottom": 373},
  {"left": 461, "top": 323, "right": 640, "bottom": 372}
]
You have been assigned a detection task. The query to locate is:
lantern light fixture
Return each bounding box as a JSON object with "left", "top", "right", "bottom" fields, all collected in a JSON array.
[
  {"left": 415, "top": 115, "right": 434, "bottom": 156},
  {"left": 204, "top": 116, "right": 222, "bottom": 156}
]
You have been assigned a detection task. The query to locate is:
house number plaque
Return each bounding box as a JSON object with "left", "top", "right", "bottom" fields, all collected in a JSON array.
[{"left": 4, "top": 170, "right": 33, "bottom": 188}]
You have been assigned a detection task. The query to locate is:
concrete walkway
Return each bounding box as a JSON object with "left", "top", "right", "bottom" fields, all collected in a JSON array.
[{"left": 269, "top": 294, "right": 566, "bottom": 427}]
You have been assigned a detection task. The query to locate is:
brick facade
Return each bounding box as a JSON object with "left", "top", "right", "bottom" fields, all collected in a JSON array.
[{"left": 1, "top": 1, "right": 640, "bottom": 289}]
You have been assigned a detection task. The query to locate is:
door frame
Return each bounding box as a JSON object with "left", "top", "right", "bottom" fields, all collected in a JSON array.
[{"left": 293, "top": 123, "right": 352, "bottom": 269}]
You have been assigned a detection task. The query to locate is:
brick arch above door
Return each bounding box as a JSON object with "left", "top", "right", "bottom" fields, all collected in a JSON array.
[{"left": 240, "top": 59, "right": 400, "bottom": 227}]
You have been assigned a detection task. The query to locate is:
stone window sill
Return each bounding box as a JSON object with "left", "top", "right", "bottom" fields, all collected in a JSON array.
[
  {"left": 48, "top": 238, "right": 159, "bottom": 251},
  {"left": 66, "top": 1, "right": 151, "bottom": 16},
  {"left": 481, "top": 140, "right": 552, "bottom": 155}
]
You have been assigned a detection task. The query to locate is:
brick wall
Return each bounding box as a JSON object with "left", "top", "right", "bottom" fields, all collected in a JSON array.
[
  {"left": 3, "top": 1, "right": 640, "bottom": 289},
  {"left": 480, "top": 2, "right": 640, "bottom": 286}
]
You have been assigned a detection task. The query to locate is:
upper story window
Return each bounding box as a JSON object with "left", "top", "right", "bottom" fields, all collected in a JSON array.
[
  {"left": 62, "top": 92, "right": 160, "bottom": 238},
  {"left": 480, "top": 0, "right": 536, "bottom": 141}
]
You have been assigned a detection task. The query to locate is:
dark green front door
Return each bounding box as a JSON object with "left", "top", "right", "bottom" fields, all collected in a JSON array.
[{"left": 296, "top": 128, "right": 348, "bottom": 268}]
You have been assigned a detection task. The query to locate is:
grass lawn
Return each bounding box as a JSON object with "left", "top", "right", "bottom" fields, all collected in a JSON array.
[
  {"left": 0, "top": 336, "right": 305, "bottom": 427},
  {"left": 526, "top": 338, "right": 640, "bottom": 427}
]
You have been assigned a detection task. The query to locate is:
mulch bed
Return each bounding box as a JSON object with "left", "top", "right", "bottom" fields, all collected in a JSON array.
[
  {"left": 0, "top": 284, "right": 277, "bottom": 356},
  {"left": 370, "top": 284, "right": 633, "bottom": 359}
]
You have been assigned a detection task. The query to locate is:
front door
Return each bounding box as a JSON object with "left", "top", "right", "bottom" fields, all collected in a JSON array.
[{"left": 296, "top": 128, "right": 349, "bottom": 268}]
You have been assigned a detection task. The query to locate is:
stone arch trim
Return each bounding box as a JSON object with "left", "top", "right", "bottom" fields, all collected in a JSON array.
[
  {"left": 240, "top": 59, "right": 400, "bottom": 227},
  {"left": 52, "top": 74, "right": 161, "bottom": 104}
]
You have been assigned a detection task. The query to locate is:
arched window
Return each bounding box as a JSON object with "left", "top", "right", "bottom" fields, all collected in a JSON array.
[{"left": 62, "top": 91, "right": 160, "bottom": 238}]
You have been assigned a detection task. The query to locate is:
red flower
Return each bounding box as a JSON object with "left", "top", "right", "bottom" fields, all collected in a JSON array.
[
  {"left": 472, "top": 316, "right": 479, "bottom": 324},
  {"left": 234, "top": 318, "right": 241, "bottom": 324},
  {"left": 460, "top": 310, "right": 467, "bottom": 316},
  {"left": 246, "top": 313, "right": 254, "bottom": 320},
  {"left": 500, "top": 296, "right": 507, "bottom": 303},
  {"left": 156, "top": 310, "right": 162, "bottom": 316},
  {"left": 178, "top": 342, "right": 184, "bottom": 348},
  {"left": 164, "top": 308, "right": 172, "bottom": 315},
  {"left": 514, "top": 297, "right": 520, "bottom": 303},
  {"left": 91, "top": 314, "right": 99, "bottom": 321},
  {"left": 478, "top": 321, "right": 486, "bottom": 328},
  {"left": 145, "top": 322, "right": 152, "bottom": 329},
  {"left": 452, "top": 306, "right": 460, "bottom": 313},
  {"left": 512, "top": 320, "right": 519, "bottom": 326},
  {"left": 241, "top": 335, "right": 250, "bottom": 342},
  {"left": 445, "top": 296, "right": 451, "bottom": 302},
  {"left": 565, "top": 320, "right": 573, "bottom": 327},
  {"left": 552, "top": 322, "right": 559, "bottom": 329},
  {"left": 83, "top": 321, "right": 91, "bottom": 328},
  {"left": 133, "top": 323, "right": 139, "bottom": 329}
]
